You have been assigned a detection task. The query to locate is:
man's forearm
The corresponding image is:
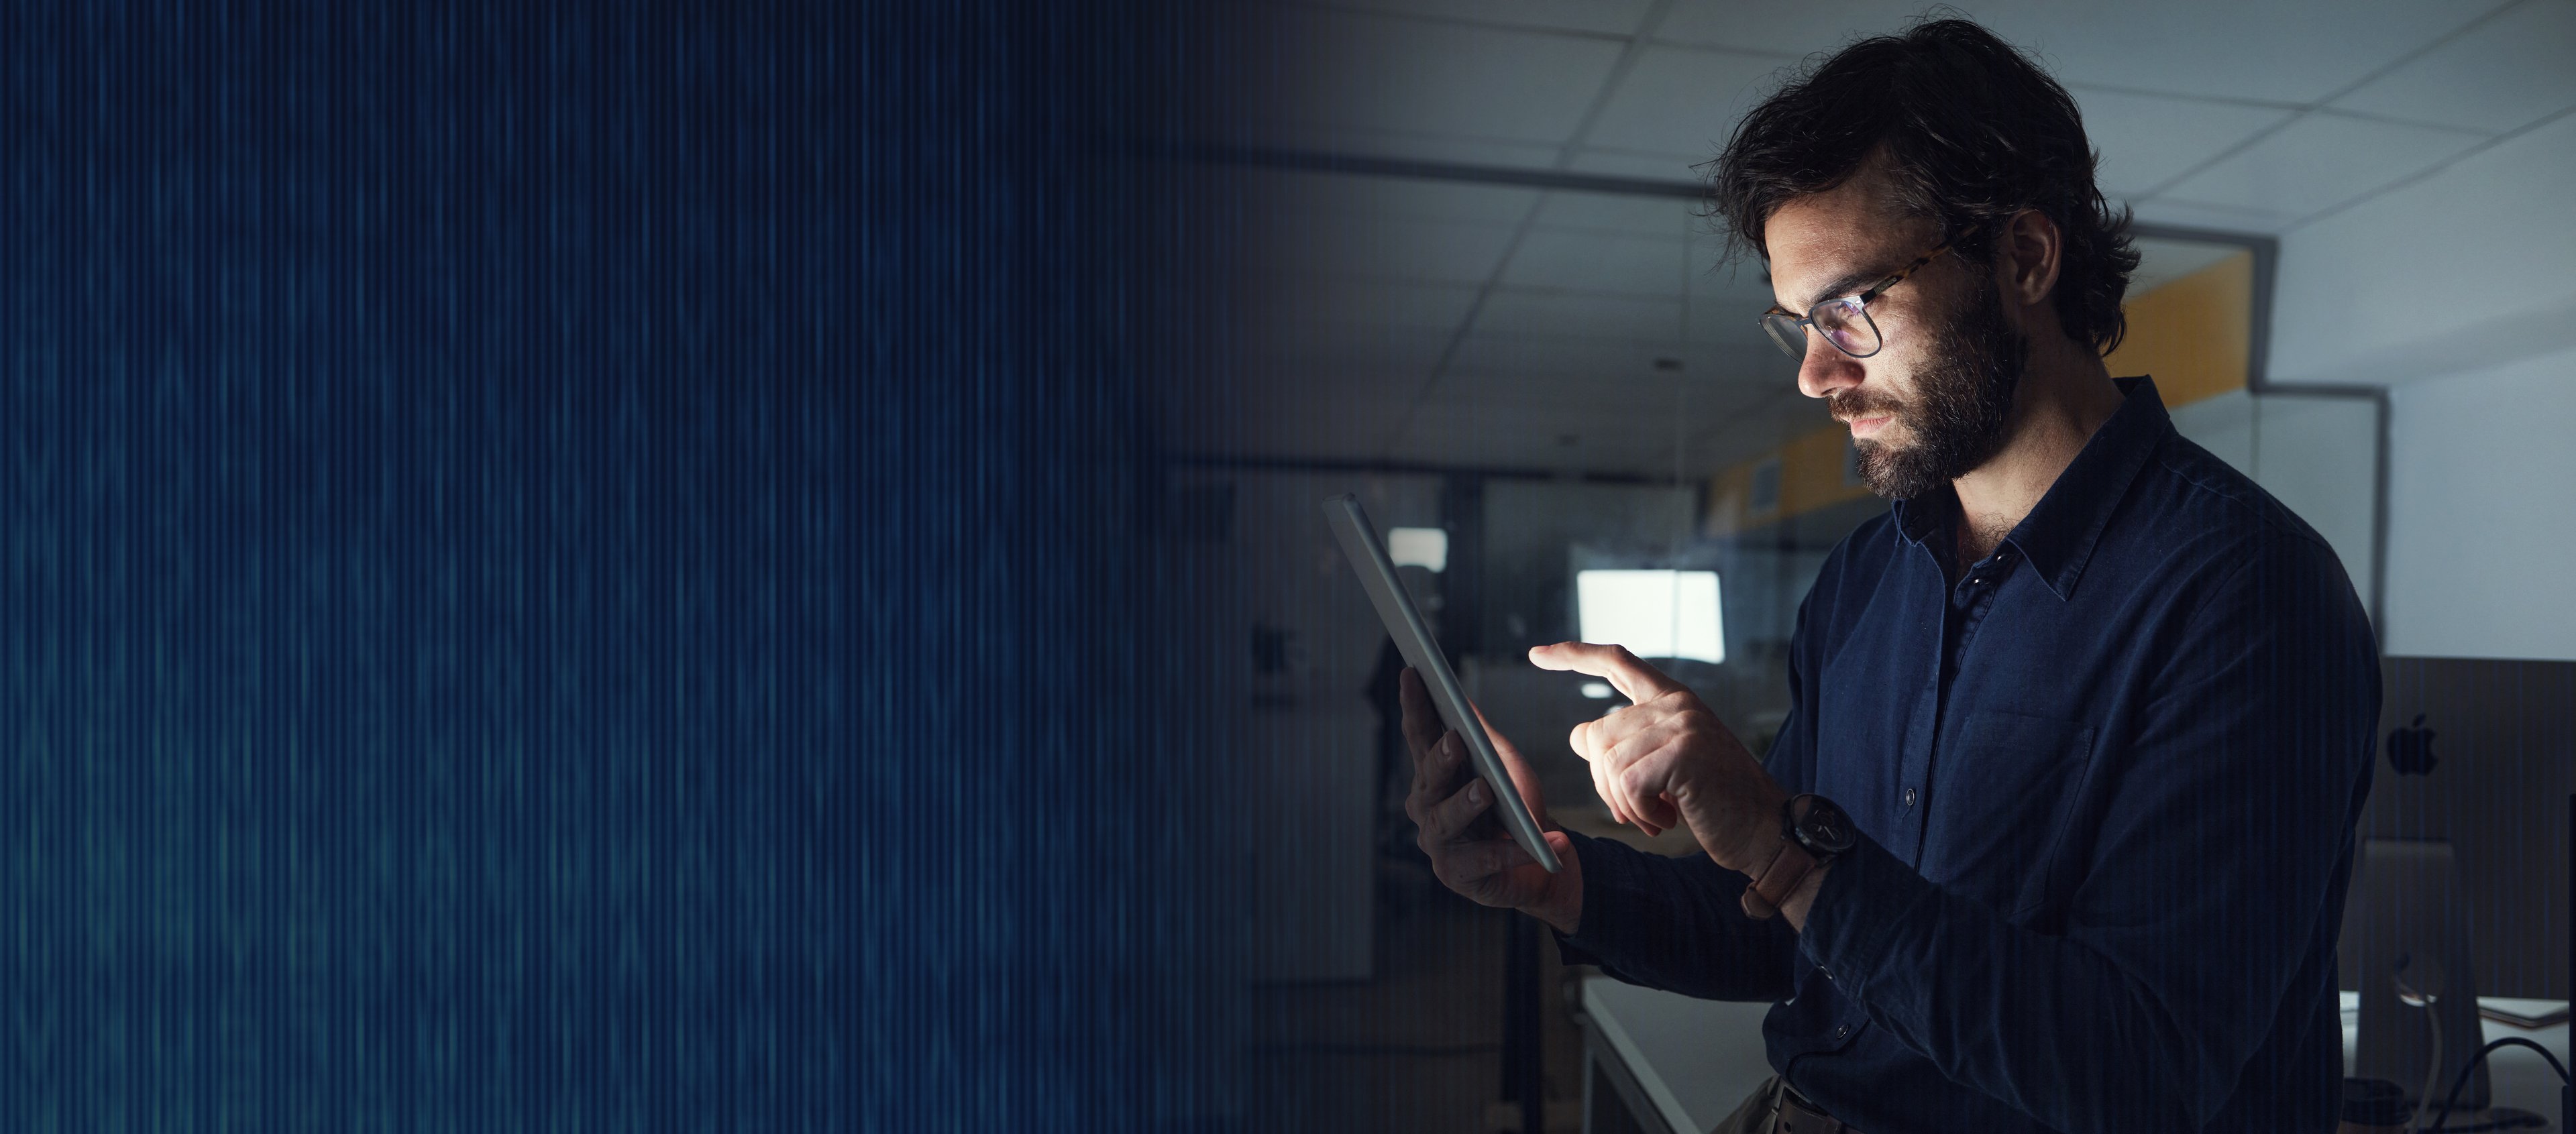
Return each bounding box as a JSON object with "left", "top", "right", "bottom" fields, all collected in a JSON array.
[{"left": 1550, "top": 830, "right": 1799, "bottom": 1002}]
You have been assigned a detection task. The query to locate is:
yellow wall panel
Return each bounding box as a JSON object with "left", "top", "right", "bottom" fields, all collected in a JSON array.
[{"left": 2112, "top": 249, "right": 2252, "bottom": 409}]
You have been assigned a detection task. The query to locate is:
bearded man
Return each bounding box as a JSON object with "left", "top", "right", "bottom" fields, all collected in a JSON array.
[{"left": 1399, "top": 19, "right": 2380, "bottom": 1134}]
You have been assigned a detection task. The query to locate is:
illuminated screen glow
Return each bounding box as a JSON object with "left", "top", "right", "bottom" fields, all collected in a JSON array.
[{"left": 1575, "top": 569, "right": 1724, "bottom": 665}]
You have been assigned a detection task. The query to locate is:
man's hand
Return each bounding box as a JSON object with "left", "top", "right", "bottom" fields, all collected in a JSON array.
[
  {"left": 1399, "top": 668, "right": 1582, "bottom": 933},
  {"left": 1529, "top": 642, "right": 1788, "bottom": 874}
]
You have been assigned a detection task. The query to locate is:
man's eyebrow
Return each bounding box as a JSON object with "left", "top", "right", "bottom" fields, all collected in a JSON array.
[{"left": 1789, "top": 268, "right": 1883, "bottom": 313}]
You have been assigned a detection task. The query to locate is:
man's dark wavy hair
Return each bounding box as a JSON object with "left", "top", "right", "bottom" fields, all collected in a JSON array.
[{"left": 1705, "top": 17, "right": 2141, "bottom": 355}]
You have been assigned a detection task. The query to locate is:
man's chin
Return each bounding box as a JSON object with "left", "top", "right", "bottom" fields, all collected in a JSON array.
[{"left": 1854, "top": 439, "right": 1944, "bottom": 500}]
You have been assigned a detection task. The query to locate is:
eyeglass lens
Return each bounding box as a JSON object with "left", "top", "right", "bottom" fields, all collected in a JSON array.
[{"left": 1763, "top": 299, "right": 1879, "bottom": 361}]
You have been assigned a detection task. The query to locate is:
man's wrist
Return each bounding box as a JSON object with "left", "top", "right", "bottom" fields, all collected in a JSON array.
[
  {"left": 1711, "top": 781, "right": 1795, "bottom": 872},
  {"left": 1527, "top": 842, "right": 1585, "bottom": 935},
  {"left": 1782, "top": 858, "right": 1833, "bottom": 931}
]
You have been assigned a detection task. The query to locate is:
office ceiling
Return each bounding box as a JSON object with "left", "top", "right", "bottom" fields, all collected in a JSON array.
[{"left": 1189, "top": 0, "right": 2576, "bottom": 479}]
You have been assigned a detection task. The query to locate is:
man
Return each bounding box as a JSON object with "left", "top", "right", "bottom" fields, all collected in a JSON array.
[{"left": 1401, "top": 19, "right": 2379, "bottom": 1134}]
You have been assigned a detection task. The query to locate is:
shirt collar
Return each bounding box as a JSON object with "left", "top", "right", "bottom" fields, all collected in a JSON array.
[{"left": 1888, "top": 375, "right": 2173, "bottom": 602}]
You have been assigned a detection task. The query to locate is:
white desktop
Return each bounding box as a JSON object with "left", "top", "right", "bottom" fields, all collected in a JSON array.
[{"left": 1575, "top": 976, "right": 2570, "bottom": 1134}]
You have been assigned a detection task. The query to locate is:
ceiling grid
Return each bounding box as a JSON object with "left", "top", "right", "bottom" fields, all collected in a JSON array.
[{"left": 1213, "top": 0, "right": 2576, "bottom": 477}]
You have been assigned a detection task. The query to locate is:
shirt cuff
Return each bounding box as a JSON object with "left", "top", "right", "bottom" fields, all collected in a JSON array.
[
  {"left": 1797, "top": 826, "right": 1933, "bottom": 986},
  {"left": 1550, "top": 828, "right": 1642, "bottom": 967}
]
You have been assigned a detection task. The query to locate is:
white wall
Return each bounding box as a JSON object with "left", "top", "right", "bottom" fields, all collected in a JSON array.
[
  {"left": 2267, "top": 98, "right": 2576, "bottom": 660},
  {"left": 2381, "top": 345, "right": 2576, "bottom": 661}
]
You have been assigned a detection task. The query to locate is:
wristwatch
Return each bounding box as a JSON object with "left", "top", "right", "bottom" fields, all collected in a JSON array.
[{"left": 1739, "top": 794, "right": 1856, "bottom": 920}]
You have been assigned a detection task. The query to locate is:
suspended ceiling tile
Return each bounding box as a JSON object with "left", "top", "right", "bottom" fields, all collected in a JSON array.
[
  {"left": 1473, "top": 289, "right": 1686, "bottom": 341},
  {"left": 2125, "top": 195, "right": 2302, "bottom": 235},
  {"left": 1230, "top": 168, "right": 1547, "bottom": 227},
  {"left": 2267, "top": 112, "right": 2576, "bottom": 386},
  {"left": 1246, "top": 275, "right": 1486, "bottom": 335},
  {"left": 1392, "top": 406, "right": 1685, "bottom": 473},
  {"left": 1406, "top": 368, "right": 1783, "bottom": 437},
  {"left": 1247, "top": 213, "right": 1525, "bottom": 284},
  {"left": 1580, "top": 42, "right": 1796, "bottom": 158},
  {"left": 1652, "top": 0, "right": 2489, "bottom": 106},
  {"left": 1447, "top": 333, "right": 1688, "bottom": 379},
  {"left": 1238, "top": 6, "right": 1627, "bottom": 146},
  {"left": 2001, "top": 2, "right": 2489, "bottom": 105},
  {"left": 2155, "top": 112, "right": 2487, "bottom": 222},
  {"left": 1243, "top": 323, "right": 1457, "bottom": 380},
  {"left": 1564, "top": 148, "right": 1712, "bottom": 182},
  {"left": 1430, "top": 374, "right": 1701, "bottom": 424},
  {"left": 1307, "top": 0, "right": 1660, "bottom": 36},
  {"left": 1499, "top": 227, "right": 1724, "bottom": 296},
  {"left": 2073, "top": 89, "right": 2298, "bottom": 196},
  {"left": 2330, "top": 0, "right": 2576, "bottom": 133},
  {"left": 1234, "top": 389, "right": 1421, "bottom": 459},
  {"left": 1528, "top": 190, "right": 1711, "bottom": 237},
  {"left": 1649, "top": 0, "right": 1959, "bottom": 63},
  {"left": 1226, "top": 119, "right": 1569, "bottom": 170},
  {"left": 1686, "top": 270, "right": 1788, "bottom": 333},
  {"left": 1444, "top": 333, "right": 1794, "bottom": 408}
]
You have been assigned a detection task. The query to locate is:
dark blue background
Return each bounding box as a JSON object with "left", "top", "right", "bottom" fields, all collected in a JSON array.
[{"left": 1, "top": 1, "right": 1240, "bottom": 1128}]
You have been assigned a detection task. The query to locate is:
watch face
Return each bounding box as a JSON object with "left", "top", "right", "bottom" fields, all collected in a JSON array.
[{"left": 1796, "top": 796, "right": 1857, "bottom": 854}]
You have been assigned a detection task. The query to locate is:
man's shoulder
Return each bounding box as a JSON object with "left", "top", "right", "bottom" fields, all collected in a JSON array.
[
  {"left": 2125, "top": 430, "right": 2345, "bottom": 572},
  {"left": 2145, "top": 431, "right": 2321, "bottom": 533}
]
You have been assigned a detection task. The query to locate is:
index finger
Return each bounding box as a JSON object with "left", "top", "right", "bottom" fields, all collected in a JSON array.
[{"left": 1525, "top": 641, "right": 1683, "bottom": 703}]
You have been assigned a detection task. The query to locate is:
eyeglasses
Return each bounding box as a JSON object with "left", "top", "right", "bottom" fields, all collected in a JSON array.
[{"left": 1758, "top": 227, "right": 1977, "bottom": 362}]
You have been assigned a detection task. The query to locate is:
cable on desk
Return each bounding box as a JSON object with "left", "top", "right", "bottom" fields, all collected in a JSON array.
[{"left": 2416, "top": 1036, "right": 2571, "bottom": 1134}]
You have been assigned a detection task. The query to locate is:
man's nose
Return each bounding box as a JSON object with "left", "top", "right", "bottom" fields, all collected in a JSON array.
[{"left": 1796, "top": 331, "right": 1864, "bottom": 400}]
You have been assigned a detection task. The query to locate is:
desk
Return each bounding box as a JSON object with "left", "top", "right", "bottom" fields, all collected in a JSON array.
[{"left": 1576, "top": 974, "right": 2568, "bottom": 1134}]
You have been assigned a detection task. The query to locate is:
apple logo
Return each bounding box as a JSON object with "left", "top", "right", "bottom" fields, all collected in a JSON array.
[{"left": 2386, "top": 714, "right": 2438, "bottom": 777}]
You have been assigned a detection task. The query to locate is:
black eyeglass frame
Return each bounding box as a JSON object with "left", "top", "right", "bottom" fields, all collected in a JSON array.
[{"left": 1758, "top": 225, "right": 1981, "bottom": 362}]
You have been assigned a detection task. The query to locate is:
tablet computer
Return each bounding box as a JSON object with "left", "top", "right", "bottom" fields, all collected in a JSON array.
[{"left": 1322, "top": 494, "right": 1560, "bottom": 873}]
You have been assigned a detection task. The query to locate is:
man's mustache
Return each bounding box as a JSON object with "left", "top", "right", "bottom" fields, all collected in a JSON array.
[{"left": 1829, "top": 390, "right": 1904, "bottom": 423}]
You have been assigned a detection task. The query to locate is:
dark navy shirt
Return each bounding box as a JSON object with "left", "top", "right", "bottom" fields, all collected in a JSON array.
[{"left": 1556, "top": 377, "right": 2381, "bottom": 1134}]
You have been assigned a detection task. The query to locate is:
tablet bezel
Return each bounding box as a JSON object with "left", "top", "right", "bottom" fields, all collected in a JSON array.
[{"left": 1322, "top": 494, "right": 1560, "bottom": 873}]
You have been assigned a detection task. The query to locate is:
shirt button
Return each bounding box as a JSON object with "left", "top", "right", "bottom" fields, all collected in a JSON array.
[
  {"left": 1902, "top": 787, "right": 1917, "bottom": 806},
  {"left": 1835, "top": 1025, "right": 1849, "bottom": 1039},
  {"left": 1820, "top": 969, "right": 1833, "bottom": 981}
]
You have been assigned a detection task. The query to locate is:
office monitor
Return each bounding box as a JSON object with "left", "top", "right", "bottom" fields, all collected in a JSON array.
[{"left": 2339, "top": 657, "right": 2574, "bottom": 1003}]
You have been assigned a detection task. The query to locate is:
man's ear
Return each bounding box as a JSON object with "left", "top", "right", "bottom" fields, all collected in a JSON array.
[{"left": 1998, "top": 208, "right": 2061, "bottom": 311}]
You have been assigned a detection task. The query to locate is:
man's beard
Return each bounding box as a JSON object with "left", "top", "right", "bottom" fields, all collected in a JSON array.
[{"left": 1832, "top": 280, "right": 2029, "bottom": 500}]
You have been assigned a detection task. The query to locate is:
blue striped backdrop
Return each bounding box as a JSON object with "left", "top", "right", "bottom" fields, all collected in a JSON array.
[{"left": 1, "top": 1, "right": 1241, "bottom": 1129}]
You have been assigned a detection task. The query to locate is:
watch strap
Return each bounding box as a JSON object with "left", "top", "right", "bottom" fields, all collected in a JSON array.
[{"left": 1739, "top": 837, "right": 1817, "bottom": 921}]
